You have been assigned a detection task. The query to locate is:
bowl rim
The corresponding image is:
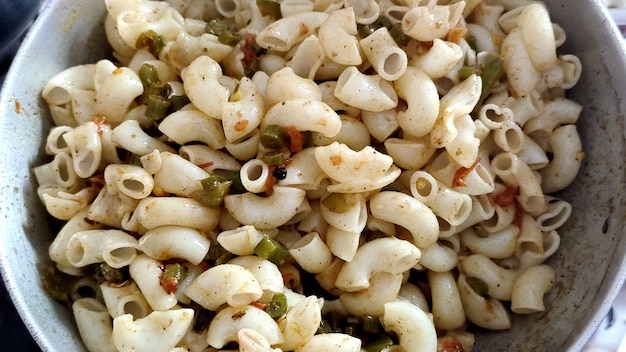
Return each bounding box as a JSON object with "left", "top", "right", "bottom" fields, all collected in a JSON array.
[{"left": 1, "top": 0, "right": 626, "bottom": 351}]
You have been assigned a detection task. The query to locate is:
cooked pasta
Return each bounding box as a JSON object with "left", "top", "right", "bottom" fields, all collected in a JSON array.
[{"left": 36, "top": 0, "right": 584, "bottom": 351}]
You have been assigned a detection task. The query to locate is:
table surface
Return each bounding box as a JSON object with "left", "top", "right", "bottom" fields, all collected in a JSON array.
[{"left": 2, "top": 5, "right": 626, "bottom": 352}]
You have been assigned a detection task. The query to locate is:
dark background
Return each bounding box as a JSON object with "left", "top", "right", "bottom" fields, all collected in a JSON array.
[{"left": 0, "top": 1, "right": 46, "bottom": 350}]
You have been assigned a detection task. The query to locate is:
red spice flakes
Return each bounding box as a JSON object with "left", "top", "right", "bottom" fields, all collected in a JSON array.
[
  {"left": 197, "top": 161, "right": 214, "bottom": 169},
  {"left": 452, "top": 158, "right": 481, "bottom": 187},
  {"left": 91, "top": 114, "right": 107, "bottom": 135},
  {"left": 14, "top": 100, "right": 21, "bottom": 114}
]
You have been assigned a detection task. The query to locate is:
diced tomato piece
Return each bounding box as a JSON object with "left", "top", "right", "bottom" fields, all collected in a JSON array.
[
  {"left": 437, "top": 336, "right": 464, "bottom": 352},
  {"left": 265, "top": 167, "right": 278, "bottom": 188},
  {"left": 490, "top": 185, "right": 525, "bottom": 229},
  {"left": 492, "top": 185, "right": 518, "bottom": 207},
  {"left": 452, "top": 158, "right": 481, "bottom": 187},
  {"left": 284, "top": 126, "right": 305, "bottom": 153},
  {"left": 92, "top": 114, "right": 107, "bottom": 135},
  {"left": 282, "top": 272, "right": 295, "bottom": 285},
  {"left": 160, "top": 276, "right": 178, "bottom": 294}
]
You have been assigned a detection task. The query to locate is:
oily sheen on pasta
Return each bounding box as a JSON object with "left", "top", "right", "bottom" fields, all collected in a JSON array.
[{"left": 35, "top": 0, "right": 584, "bottom": 351}]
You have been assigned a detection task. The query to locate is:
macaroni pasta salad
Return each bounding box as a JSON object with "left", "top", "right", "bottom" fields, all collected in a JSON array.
[{"left": 35, "top": 0, "right": 584, "bottom": 351}]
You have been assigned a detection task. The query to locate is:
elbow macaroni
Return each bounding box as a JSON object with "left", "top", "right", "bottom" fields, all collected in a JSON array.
[{"left": 36, "top": 0, "right": 585, "bottom": 351}]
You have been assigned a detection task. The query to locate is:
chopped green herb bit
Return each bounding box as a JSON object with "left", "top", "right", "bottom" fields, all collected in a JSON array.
[
  {"left": 193, "top": 175, "right": 232, "bottom": 207},
  {"left": 136, "top": 30, "right": 166, "bottom": 57},
  {"left": 226, "top": 171, "right": 247, "bottom": 194},
  {"left": 163, "top": 263, "right": 187, "bottom": 283},
  {"left": 361, "top": 315, "right": 381, "bottom": 335},
  {"left": 95, "top": 262, "right": 127, "bottom": 283},
  {"left": 389, "top": 22, "right": 410, "bottom": 46},
  {"left": 358, "top": 15, "right": 393, "bottom": 39},
  {"left": 458, "top": 66, "right": 477, "bottom": 81},
  {"left": 151, "top": 35, "right": 167, "bottom": 57},
  {"left": 254, "top": 235, "right": 288, "bottom": 265},
  {"left": 206, "top": 18, "right": 240, "bottom": 46},
  {"left": 168, "top": 94, "right": 191, "bottom": 112},
  {"left": 479, "top": 53, "right": 503, "bottom": 100},
  {"left": 145, "top": 93, "right": 171, "bottom": 120},
  {"left": 467, "top": 276, "right": 489, "bottom": 296},
  {"left": 260, "top": 124, "right": 288, "bottom": 150},
  {"left": 206, "top": 19, "right": 229, "bottom": 36},
  {"left": 138, "top": 63, "right": 183, "bottom": 120},
  {"left": 215, "top": 251, "right": 236, "bottom": 265},
  {"left": 321, "top": 193, "right": 350, "bottom": 213},
  {"left": 160, "top": 263, "right": 187, "bottom": 294},
  {"left": 243, "top": 59, "right": 261, "bottom": 78},
  {"left": 40, "top": 267, "right": 77, "bottom": 303},
  {"left": 376, "top": 15, "right": 394, "bottom": 30},
  {"left": 262, "top": 151, "right": 284, "bottom": 166},
  {"left": 264, "top": 292, "right": 288, "bottom": 319},
  {"left": 257, "top": 0, "right": 282, "bottom": 19},
  {"left": 218, "top": 30, "right": 241, "bottom": 46},
  {"left": 473, "top": 225, "right": 489, "bottom": 238},
  {"left": 358, "top": 23, "right": 379, "bottom": 38},
  {"left": 138, "top": 63, "right": 161, "bottom": 88},
  {"left": 363, "top": 335, "right": 394, "bottom": 352},
  {"left": 128, "top": 153, "right": 142, "bottom": 166},
  {"left": 207, "top": 243, "right": 229, "bottom": 261}
]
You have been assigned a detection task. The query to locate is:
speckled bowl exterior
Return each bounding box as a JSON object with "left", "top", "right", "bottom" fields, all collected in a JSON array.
[{"left": 1, "top": 0, "right": 625, "bottom": 351}]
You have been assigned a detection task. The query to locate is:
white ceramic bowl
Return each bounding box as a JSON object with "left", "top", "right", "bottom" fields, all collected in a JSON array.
[{"left": 1, "top": 0, "right": 626, "bottom": 351}]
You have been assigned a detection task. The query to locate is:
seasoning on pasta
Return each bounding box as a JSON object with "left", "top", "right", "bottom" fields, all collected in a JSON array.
[{"left": 35, "top": 0, "right": 584, "bottom": 351}]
